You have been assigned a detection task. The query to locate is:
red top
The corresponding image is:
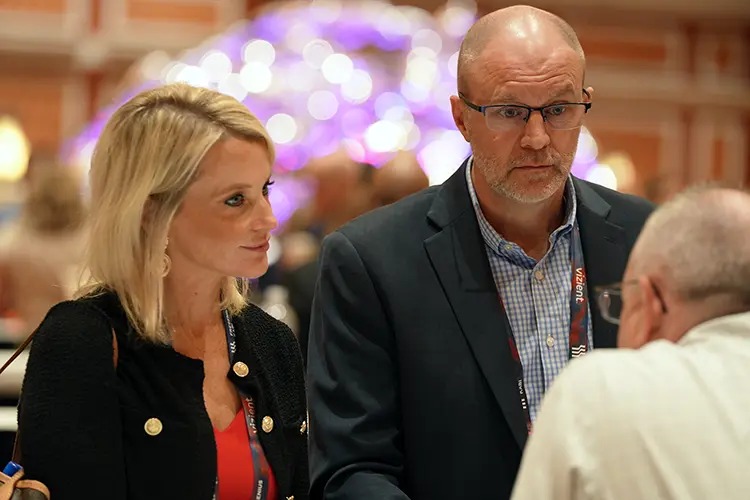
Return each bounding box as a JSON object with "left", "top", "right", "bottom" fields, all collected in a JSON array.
[{"left": 214, "top": 409, "right": 278, "bottom": 500}]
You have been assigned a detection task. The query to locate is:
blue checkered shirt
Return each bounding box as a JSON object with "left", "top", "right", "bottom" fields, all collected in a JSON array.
[{"left": 465, "top": 160, "right": 594, "bottom": 421}]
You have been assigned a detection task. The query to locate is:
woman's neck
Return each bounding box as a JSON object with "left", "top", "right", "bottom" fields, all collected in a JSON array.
[{"left": 163, "top": 272, "right": 225, "bottom": 359}]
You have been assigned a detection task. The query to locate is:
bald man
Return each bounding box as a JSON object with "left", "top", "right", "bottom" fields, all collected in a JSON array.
[
  {"left": 308, "top": 6, "right": 654, "bottom": 499},
  {"left": 512, "top": 187, "right": 750, "bottom": 500}
]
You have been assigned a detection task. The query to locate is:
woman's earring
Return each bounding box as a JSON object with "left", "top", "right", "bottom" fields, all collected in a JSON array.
[{"left": 161, "top": 237, "right": 171, "bottom": 277}]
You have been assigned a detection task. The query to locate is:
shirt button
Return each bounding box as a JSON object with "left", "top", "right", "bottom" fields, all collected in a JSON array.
[
  {"left": 504, "top": 243, "right": 513, "bottom": 251},
  {"left": 546, "top": 335, "right": 555, "bottom": 348},
  {"left": 534, "top": 270, "right": 545, "bottom": 281}
]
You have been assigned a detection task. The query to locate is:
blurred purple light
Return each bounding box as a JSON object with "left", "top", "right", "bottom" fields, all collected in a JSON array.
[{"left": 62, "top": 0, "right": 601, "bottom": 227}]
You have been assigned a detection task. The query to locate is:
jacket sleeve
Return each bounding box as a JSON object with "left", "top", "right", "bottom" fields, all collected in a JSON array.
[
  {"left": 307, "top": 231, "right": 410, "bottom": 500},
  {"left": 17, "top": 300, "right": 127, "bottom": 500}
]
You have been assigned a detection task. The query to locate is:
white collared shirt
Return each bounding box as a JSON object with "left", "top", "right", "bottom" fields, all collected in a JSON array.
[{"left": 511, "top": 311, "right": 750, "bottom": 500}]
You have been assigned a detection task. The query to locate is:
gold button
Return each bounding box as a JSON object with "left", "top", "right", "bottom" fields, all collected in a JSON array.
[
  {"left": 233, "top": 361, "right": 249, "bottom": 377},
  {"left": 144, "top": 417, "right": 163, "bottom": 436},
  {"left": 534, "top": 270, "right": 545, "bottom": 281},
  {"left": 546, "top": 335, "right": 555, "bottom": 348},
  {"left": 261, "top": 415, "right": 274, "bottom": 433},
  {"left": 300, "top": 420, "right": 307, "bottom": 434}
]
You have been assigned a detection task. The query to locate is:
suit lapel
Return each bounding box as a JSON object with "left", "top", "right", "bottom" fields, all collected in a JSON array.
[
  {"left": 425, "top": 163, "right": 528, "bottom": 448},
  {"left": 573, "top": 179, "right": 628, "bottom": 348}
]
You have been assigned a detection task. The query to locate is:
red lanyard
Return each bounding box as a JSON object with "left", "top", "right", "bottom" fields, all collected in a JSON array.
[
  {"left": 216, "top": 309, "right": 270, "bottom": 500},
  {"left": 500, "top": 224, "right": 590, "bottom": 435}
]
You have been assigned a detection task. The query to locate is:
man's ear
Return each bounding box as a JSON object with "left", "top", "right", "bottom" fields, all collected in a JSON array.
[
  {"left": 639, "top": 275, "right": 665, "bottom": 343},
  {"left": 450, "top": 95, "right": 470, "bottom": 142}
]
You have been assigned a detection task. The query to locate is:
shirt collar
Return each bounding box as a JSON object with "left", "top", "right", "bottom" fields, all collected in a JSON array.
[
  {"left": 465, "top": 156, "right": 578, "bottom": 255},
  {"left": 679, "top": 311, "right": 750, "bottom": 346}
]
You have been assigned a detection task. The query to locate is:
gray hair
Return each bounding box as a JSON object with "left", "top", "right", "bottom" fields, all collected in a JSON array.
[{"left": 634, "top": 186, "right": 750, "bottom": 305}]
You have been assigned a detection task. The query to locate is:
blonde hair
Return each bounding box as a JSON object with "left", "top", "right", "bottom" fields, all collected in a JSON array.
[{"left": 77, "top": 83, "right": 275, "bottom": 343}]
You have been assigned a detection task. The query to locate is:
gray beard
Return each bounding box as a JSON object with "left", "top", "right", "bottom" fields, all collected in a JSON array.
[{"left": 473, "top": 153, "right": 573, "bottom": 204}]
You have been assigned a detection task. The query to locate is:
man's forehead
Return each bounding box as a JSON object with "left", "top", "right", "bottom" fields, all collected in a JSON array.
[
  {"left": 488, "top": 81, "right": 578, "bottom": 103},
  {"left": 465, "top": 46, "right": 582, "bottom": 99},
  {"left": 474, "top": 43, "right": 581, "bottom": 76}
]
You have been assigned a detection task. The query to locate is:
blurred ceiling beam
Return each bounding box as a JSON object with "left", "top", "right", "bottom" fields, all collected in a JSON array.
[{"left": 395, "top": 0, "right": 750, "bottom": 21}]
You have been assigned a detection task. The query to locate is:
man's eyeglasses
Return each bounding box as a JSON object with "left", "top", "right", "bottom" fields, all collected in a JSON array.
[
  {"left": 594, "top": 282, "right": 629, "bottom": 325},
  {"left": 458, "top": 89, "right": 591, "bottom": 132},
  {"left": 595, "top": 280, "right": 668, "bottom": 325}
]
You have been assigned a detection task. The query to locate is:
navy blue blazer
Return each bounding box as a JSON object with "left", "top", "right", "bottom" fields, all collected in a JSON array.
[{"left": 307, "top": 161, "right": 654, "bottom": 500}]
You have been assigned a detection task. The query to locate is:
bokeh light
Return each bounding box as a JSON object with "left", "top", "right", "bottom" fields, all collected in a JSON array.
[
  {"left": 62, "top": 0, "right": 606, "bottom": 229},
  {"left": 0, "top": 116, "right": 30, "bottom": 183}
]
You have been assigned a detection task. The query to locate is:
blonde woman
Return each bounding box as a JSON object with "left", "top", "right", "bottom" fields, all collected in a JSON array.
[{"left": 16, "top": 84, "right": 308, "bottom": 500}]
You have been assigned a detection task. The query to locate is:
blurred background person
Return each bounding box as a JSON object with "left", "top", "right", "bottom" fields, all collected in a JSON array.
[
  {"left": 284, "top": 149, "right": 375, "bottom": 240},
  {"left": 0, "top": 165, "right": 87, "bottom": 344},
  {"left": 512, "top": 186, "right": 750, "bottom": 500},
  {"left": 251, "top": 147, "right": 429, "bottom": 357},
  {"left": 282, "top": 150, "right": 428, "bottom": 362},
  {"left": 0, "top": 163, "right": 87, "bottom": 461},
  {"left": 371, "top": 151, "right": 429, "bottom": 208},
  {"left": 257, "top": 150, "right": 375, "bottom": 342}
]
